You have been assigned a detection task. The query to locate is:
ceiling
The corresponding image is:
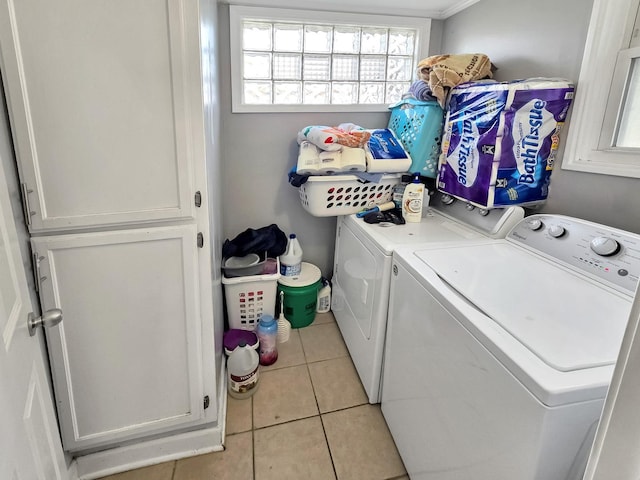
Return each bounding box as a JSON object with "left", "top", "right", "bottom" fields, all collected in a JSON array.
[{"left": 220, "top": 0, "right": 480, "bottom": 20}]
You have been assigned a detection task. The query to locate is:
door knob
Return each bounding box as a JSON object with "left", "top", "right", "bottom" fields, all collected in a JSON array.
[{"left": 28, "top": 309, "right": 63, "bottom": 336}]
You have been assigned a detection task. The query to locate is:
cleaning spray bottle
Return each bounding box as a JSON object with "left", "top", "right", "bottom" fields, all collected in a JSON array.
[{"left": 401, "top": 172, "right": 424, "bottom": 223}]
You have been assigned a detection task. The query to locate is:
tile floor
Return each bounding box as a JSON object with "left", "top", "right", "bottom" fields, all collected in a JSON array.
[{"left": 98, "top": 312, "right": 408, "bottom": 480}]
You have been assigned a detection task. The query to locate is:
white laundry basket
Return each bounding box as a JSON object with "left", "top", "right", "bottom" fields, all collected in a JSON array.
[
  {"left": 222, "top": 258, "right": 280, "bottom": 331},
  {"left": 298, "top": 174, "right": 402, "bottom": 217}
]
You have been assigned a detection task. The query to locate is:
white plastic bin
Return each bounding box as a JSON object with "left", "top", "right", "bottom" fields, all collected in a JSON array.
[{"left": 222, "top": 258, "right": 281, "bottom": 330}]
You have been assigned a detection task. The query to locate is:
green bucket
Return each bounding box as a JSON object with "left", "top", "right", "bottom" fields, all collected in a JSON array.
[{"left": 277, "top": 262, "right": 321, "bottom": 329}]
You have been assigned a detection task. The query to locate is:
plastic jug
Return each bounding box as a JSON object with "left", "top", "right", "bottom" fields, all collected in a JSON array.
[
  {"left": 317, "top": 277, "right": 331, "bottom": 313},
  {"left": 256, "top": 314, "right": 278, "bottom": 366},
  {"left": 227, "top": 341, "right": 259, "bottom": 399},
  {"left": 280, "top": 233, "right": 303, "bottom": 276}
]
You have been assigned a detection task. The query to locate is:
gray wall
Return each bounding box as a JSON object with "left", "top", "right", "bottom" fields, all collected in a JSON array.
[
  {"left": 442, "top": 0, "right": 640, "bottom": 234},
  {"left": 217, "top": 4, "right": 442, "bottom": 277}
]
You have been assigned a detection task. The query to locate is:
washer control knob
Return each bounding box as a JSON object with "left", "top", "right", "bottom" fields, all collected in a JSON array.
[
  {"left": 465, "top": 203, "right": 475, "bottom": 211},
  {"left": 548, "top": 225, "right": 566, "bottom": 238},
  {"left": 590, "top": 237, "right": 621, "bottom": 256},
  {"left": 441, "top": 194, "right": 455, "bottom": 205},
  {"left": 526, "top": 218, "right": 544, "bottom": 231},
  {"left": 478, "top": 208, "right": 490, "bottom": 217}
]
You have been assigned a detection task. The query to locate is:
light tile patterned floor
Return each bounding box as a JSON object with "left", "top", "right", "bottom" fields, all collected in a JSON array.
[{"left": 98, "top": 312, "right": 408, "bottom": 480}]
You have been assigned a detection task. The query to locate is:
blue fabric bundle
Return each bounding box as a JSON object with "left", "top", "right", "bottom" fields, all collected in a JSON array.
[{"left": 408, "top": 80, "right": 436, "bottom": 102}]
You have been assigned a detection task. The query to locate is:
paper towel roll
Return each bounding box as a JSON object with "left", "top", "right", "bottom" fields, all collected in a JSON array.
[
  {"left": 340, "top": 147, "right": 367, "bottom": 172},
  {"left": 297, "top": 141, "right": 320, "bottom": 175},
  {"left": 318, "top": 150, "right": 342, "bottom": 175}
]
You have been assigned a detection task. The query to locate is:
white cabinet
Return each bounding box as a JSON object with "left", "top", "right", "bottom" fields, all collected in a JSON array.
[
  {"left": 0, "top": 0, "right": 220, "bottom": 454},
  {"left": 32, "top": 226, "right": 207, "bottom": 452},
  {"left": 1, "top": 0, "right": 203, "bottom": 232}
]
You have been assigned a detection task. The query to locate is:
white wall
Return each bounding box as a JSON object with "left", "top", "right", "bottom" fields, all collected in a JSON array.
[
  {"left": 217, "top": 4, "right": 443, "bottom": 277},
  {"left": 442, "top": 0, "right": 640, "bottom": 234}
]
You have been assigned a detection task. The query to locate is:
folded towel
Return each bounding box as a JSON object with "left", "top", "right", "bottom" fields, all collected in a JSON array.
[
  {"left": 407, "top": 80, "right": 437, "bottom": 102},
  {"left": 417, "top": 53, "right": 493, "bottom": 107}
]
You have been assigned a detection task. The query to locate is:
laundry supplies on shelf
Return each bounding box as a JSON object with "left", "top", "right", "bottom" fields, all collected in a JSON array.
[
  {"left": 416, "top": 53, "right": 494, "bottom": 107},
  {"left": 296, "top": 142, "right": 367, "bottom": 175},
  {"left": 297, "top": 123, "right": 371, "bottom": 151},
  {"left": 437, "top": 78, "right": 575, "bottom": 208},
  {"left": 388, "top": 98, "right": 444, "bottom": 178},
  {"left": 298, "top": 173, "right": 402, "bottom": 217},
  {"left": 295, "top": 124, "right": 411, "bottom": 176},
  {"left": 365, "top": 129, "right": 412, "bottom": 173}
]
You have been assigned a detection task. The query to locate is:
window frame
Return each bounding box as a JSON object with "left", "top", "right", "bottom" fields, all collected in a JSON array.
[
  {"left": 229, "top": 5, "right": 431, "bottom": 113},
  {"left": 562, "top": 0, "right": 640, "bottom": 178}
]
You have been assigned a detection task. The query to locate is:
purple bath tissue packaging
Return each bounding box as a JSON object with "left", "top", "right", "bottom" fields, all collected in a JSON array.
[{"left": 436, "top": 78, "right": 575, "bottom": 208}]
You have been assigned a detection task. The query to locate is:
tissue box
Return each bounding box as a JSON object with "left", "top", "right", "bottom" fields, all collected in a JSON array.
[
  {"left": 365, "top": 129, "right": 412, "bottom": 173},
  {"left": 437, "top": 78, "right": 574, "bottom": 208}
]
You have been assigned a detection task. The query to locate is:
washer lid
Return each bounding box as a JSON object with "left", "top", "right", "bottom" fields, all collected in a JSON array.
[{"left": 415, "top": 243, "right": 632, "bottom": 372}]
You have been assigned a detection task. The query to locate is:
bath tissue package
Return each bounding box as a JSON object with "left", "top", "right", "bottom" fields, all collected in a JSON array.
[
  {"left": 437, "top": 78, "right": 575, "bottom": 208},
  {"left": 365, "top": 129, "right": 412, "bottom": 173}
]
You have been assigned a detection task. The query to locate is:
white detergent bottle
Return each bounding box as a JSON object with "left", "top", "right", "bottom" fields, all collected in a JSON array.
[
  {"left": 227, "top": 341, "right": 259, "bottom": 399},
  {"left": 280, "top": 233, "right": 303, "bottom": 276},
  {"left": 402, "top": 172, "right": 424, "bottom": 223},
  {"left": 316, "top": 278, "right": 331, "bottom": 314}
]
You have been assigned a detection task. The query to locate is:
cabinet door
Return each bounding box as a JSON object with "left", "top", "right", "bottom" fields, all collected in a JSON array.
[
  {"left": 0, "top": 0, "right": 202, "bottom": 232},
  {"left": 32, "top": 225, "right": 206, "bottom": 452}
]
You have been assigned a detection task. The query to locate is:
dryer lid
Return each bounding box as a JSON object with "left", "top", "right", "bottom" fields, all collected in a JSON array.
[{"left": 415, "top": 243, "right": 632, "bottom": 372}]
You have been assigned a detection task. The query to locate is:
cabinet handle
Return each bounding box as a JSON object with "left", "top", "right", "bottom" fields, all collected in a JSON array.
[
  {"left": 20, "top": 183, "right": 35, "bottom": 226},
  {"left": 31, "top": 251, "right": 46, "bottom": 293}
]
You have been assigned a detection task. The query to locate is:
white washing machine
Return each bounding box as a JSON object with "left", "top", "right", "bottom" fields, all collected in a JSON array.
[
  {"left": 331, "top": 193, "right": 524, "bottom": 403},
  {"left": 381, "top": 214, "right": 640, "bottom": 480}
]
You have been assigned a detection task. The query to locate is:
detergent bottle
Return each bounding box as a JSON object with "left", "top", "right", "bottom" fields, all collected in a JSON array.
[
  {"left": 227, "top": 341, "right": 260, "bottom": 399},
  {"left": 280, "top": 233, "right": 303, "bottom": 276},
  {"left": 402, "top": 172, "right": 424, "bottom": 223}
]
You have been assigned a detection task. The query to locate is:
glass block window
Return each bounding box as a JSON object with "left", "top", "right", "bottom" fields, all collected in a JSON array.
[{"left": 230, "top": 7, "right": 431, "bottom": 112}]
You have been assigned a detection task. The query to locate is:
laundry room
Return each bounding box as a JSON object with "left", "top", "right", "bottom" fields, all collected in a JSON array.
[{"left": 0, "top": 0, "right": 639, "bottom": 479}]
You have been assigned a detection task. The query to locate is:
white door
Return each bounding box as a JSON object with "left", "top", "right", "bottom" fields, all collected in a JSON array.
[
  {"left": 32, "top": 225, "right": 207, "bottom": 452},
  {"left": 0, "top": 120, "right": 67, "bottom": 478},
  {"left": 0, "top": 0, "right": 202, "bottom": 232}
]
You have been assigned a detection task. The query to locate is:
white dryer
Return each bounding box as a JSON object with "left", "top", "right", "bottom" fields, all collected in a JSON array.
[
  {"left": 331, "top": 194, "right": 524, "bottom": 403},
  {"left": 381, "top": 214, "right": 640, "bottom": 480}
]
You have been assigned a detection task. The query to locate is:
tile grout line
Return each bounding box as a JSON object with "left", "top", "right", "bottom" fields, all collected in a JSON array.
[
  {"left": 251, "top": 395, "right": 256, "bottom": 479},
  {"left": 297, "top": 320, "right": 340, "bottom": 479},
  {"left": 170, "top": 459, "right": 177, "bottom": 480},
  {"left": 304, "top": 343, "right": 340, "bottom": 480}
]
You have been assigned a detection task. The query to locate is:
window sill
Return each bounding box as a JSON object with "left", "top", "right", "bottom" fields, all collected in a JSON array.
[
  {"left": 562, "top": 152, "right": 640, "bottom": 179},
  {"left": 231, "top": 103, "right": 394, "bottom": 114}
]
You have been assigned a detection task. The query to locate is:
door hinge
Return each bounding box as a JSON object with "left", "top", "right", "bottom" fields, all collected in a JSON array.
[
  {"left": 197, "top": 232, "right": 204, "bottom": 248},
  {"left": 194, "top": 191, "right": 202, "bottom": 208},
  {"left": 20, "top": 183, "right": 35, "bottom": 226},
  {"left": 31, "top": 250, "right": 46, "bottom": 293},
  {"left": 203, "top": 395, "right": 210, "bottom": 410}
]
